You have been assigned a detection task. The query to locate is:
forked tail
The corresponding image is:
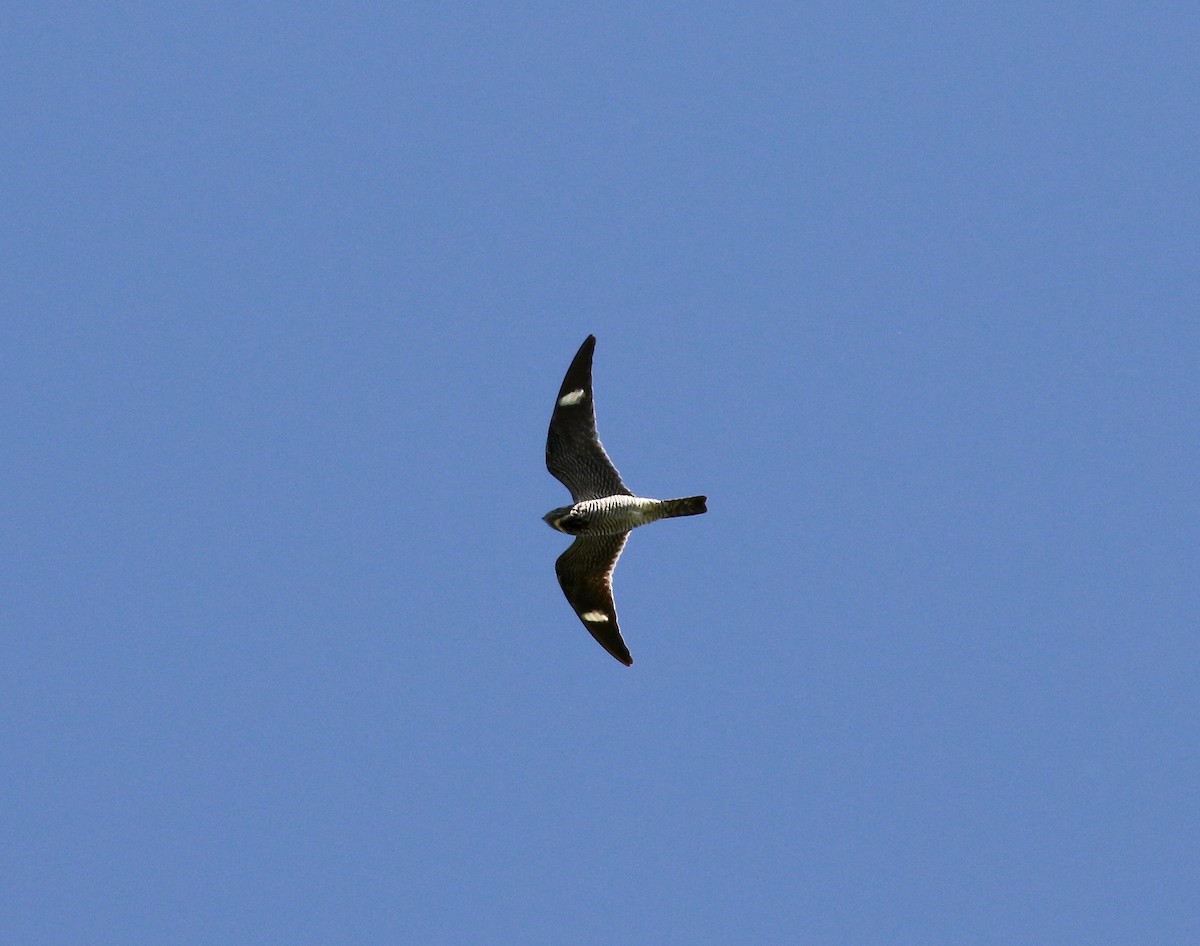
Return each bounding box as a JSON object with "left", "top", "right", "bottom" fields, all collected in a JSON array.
[{"left": 660, "top": 495, "right": 707, "bottom": 519}]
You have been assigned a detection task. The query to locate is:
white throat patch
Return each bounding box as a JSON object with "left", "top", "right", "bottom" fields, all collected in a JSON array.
[{"left": 557, "top": 388, "right": 586, "bottom": 406}]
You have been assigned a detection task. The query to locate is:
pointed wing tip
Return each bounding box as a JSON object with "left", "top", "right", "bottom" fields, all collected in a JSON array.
[
  {"left": 575, "top": 335, "right": 596, "bottom": 360},
  {"left": 559, "top": 336, "right": 597, "bottom": 387},
  {"left": 595, "top": 628, "right": 633, "bottom": 667},
  {"left": 590, "top": 634, "right": 632, "bottom": 666},
  {"left": 596, "top": 627, "right": 632, "bottom": 666}
]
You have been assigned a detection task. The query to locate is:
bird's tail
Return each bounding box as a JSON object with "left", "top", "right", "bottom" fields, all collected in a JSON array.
[{"left": 659, "top": 495, "right": 707, "bottom": 519}]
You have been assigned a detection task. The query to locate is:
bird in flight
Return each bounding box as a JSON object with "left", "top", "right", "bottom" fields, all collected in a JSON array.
[{"left": 544, "top": 335, "right": 707, "bottom": 666}]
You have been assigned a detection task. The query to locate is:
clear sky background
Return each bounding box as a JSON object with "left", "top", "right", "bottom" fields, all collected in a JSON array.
[{"left": 3, "top": 3, "right": 1197, "bottom": 944}]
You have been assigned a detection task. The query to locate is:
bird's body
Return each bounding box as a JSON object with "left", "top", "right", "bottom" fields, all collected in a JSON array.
[
  {"left": 543, "top": 335, "right": 706, "bottom": 666},
  {"left": 544, "top": 495, "right": 706, "bottom": 536}
]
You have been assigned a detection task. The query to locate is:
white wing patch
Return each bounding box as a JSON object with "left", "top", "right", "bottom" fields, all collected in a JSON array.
[
  {"left": 557, "top": 388, "right": 586, "bottom": 407},
  {"left": 580, "top": 610, "right": 609, "bottom": 622}
]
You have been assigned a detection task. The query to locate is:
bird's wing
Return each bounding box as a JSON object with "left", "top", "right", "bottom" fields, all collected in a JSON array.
[
  {"left": 546, "top": 335, "right": 633, "bottom": 502},
  {"left": 554, "top": 533, "right": 633, "bottom": 666}
]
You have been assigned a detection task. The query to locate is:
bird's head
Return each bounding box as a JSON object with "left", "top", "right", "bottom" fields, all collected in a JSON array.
[{"left": 544, "top": 505, "right": 587, "bottom": 535}]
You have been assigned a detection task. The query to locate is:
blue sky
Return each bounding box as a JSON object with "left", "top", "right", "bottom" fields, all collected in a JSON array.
[{"left": 3, "top": 3, "right": 1197, "bottom": 943}]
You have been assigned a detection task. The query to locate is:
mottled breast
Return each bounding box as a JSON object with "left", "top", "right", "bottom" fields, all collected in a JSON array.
[{"left": 571, "top": 495, "right": 659, "bottom": 535}]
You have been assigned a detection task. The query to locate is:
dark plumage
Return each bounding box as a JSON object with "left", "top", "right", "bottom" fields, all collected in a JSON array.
[{"left": 544, "top": 335, "right": 707, "bottom": 666}]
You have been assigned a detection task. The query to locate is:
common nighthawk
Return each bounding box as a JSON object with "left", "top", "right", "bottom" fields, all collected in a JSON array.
[{"left": 544, "top": 335, "right": 707, "bottom": 666}]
